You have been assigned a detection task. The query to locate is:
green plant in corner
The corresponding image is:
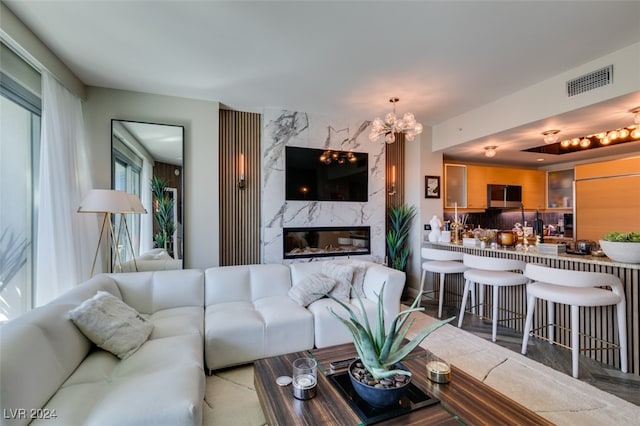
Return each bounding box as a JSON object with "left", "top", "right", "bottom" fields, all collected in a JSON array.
[
  {"left": 386, "top": 203, "right": 416, "bottom": 271},
  {"left": 151, "top": 176, "right": 175, "bottom": 255},
  {"left": 326, "top": 281, "right": 454, "bottom": 380}
]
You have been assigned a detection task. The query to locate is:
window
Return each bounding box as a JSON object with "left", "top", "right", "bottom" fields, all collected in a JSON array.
[
  {"left": 0, "top": 71, "right": 41, "bottom": 322},
  {"left": 112, "top": 146, "right": 143, "bottom": 263}
]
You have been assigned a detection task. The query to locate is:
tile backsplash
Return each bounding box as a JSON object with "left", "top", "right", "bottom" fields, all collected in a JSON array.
[{"left": 442, "top": 211, "right": 566, "bottom": 232}]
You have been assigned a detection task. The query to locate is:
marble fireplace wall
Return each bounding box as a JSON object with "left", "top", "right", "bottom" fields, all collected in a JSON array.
[{"left": 261, "top": 109, "right": 386, "bottom": 264}]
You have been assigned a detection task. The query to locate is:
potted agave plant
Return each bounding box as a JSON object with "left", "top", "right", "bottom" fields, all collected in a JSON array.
[{"left": 326, "top": 283, "right": 454, "bottom": 408}]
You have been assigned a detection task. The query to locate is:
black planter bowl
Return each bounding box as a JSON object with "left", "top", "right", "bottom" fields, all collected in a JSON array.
[{"left": 348, "top": 360, "right": 411, "bottom": 409}]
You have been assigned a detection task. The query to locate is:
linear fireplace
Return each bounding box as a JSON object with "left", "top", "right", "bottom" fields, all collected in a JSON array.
[{"left": 283, "top": 226, "right": 371, "bottom": 259}]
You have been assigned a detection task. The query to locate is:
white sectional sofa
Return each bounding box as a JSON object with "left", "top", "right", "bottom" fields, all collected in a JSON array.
[
  {"left": 288, "top": 261, "right": 405, "bottom": 348},
  {"left": 204, "top": 260, "right": 405, "bottom": 371},
  {"left": 1, "top": 259, "right": 404, "bottom": 425},
  {"left": 1, "top": 269, "right": 206, "bottom": 426}
]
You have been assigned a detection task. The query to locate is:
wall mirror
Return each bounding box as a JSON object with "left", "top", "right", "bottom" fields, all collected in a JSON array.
[{"left": 111, "top": 119, "right": 184, "bottom": 270}]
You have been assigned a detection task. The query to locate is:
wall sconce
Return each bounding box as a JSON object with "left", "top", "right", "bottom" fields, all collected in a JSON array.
[
  {"left": 388, "top": 165, "right": 397, "bottom": 195},
  {"left": 238, "top": 153, "right": 246, "bottom": 189}
]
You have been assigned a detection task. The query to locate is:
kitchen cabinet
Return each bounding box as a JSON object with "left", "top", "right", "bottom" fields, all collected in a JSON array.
[
  {"left": 486, "top": 167, "right": 520, "bottom": 185},
  {"left": 466, "top": 165, "right": 487, "bottom": 209},
  {"left": 521, "top": 169, "right": 546, "bottom": 210},
  {"left": 547, "top": 169, "right": 574, "bottom": 209},
  {"left": 444, "top": 163, "right": 467, "bottom": 208},
  {"left": 445, "top": 163, "right": 545, "bottom": 211},
  {"left": 574, "top": 157, "right": 640, "bottom": 242}
]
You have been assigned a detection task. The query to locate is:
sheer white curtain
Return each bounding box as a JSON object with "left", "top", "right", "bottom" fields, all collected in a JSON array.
[{"left": 36, "top": 72, "right": 95, "bottom": 306}]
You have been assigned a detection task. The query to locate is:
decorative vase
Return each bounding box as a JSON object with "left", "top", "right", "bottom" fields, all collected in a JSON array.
[{"left": 348, "top": 360, "right": 411, "bottom": 409}]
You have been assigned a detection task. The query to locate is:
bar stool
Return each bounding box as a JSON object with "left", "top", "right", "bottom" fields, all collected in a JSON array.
[
  {"left": 457, "top": 254, "right": 527, "bottom": 342},
  {"left": 420, "top": 248, "right": 469, "bottom": 318},
  {"left": 521, "top": 264, "right": 628, "bottom": 379}
]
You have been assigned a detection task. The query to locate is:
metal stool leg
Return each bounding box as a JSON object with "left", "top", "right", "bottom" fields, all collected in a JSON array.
[
  {"left": 458, "top": 278, "right": 472, "bottom": 328},
  {"left": 548, "top": 301, "right": 555, "bottom": 344},
  {"left": 521, "top": 294, "right": 536, "bottom": 355},
  {"left": 492, "top": 285, "right": 499, "bottom": 342},
  {"left": 438, "top": 272, "right": 445, "bottom": 318},
  {"left": 571, "top": 305, "right": 580, "bottom": 378},
  {"left": 617, "top": 300, "right": 628, "bottom": 373}
]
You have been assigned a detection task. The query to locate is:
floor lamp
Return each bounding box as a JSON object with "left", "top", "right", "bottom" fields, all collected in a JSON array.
[
  {"left": 78, "top": 189, "right": 145, "bottom": 277},
  {"left": 113, "top": 193, "right": 147, "bottom": 273}
]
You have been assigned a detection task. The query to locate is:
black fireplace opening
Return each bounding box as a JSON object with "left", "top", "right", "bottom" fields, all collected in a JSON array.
[{"left": 283, "top": 226, "right": 371, "bottom": 259}]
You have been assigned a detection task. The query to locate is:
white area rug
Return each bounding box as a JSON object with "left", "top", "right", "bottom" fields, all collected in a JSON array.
[
  {"left": 204, "top": 365, "right": 266, "bottom": 426},
  {"left": 405, "top": 309, "right": 640, "bottom": 425}
]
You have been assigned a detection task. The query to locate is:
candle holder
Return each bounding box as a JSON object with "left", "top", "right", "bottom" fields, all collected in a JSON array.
[
  {"left": 292, "top": 357, "right": 317, "bottom": 400},
  {"left": 426, "top": 353, "right": 451, "bottom": 384},
  {"left": 450, "top": 221, "right": 462, "bottom": 245}
]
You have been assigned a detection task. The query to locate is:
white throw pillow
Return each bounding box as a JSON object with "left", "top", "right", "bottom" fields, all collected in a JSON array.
[
  {"left": 68, "top": 291, "right": 153, "bottom": 359},
  {"left": 288, "top": 273, "right": 336, "bottom": 307},
  {"left": 333, "top": 260, "right": 368, "bottom": 299},
  {"left": 323, "top": 262, "right": 355, "bottom": 302},
  {"left": 348, "top": 261, "right": 368, "bottom": 299},
  {"left": 138, "top": 249, "right": 173, "bottom": 261}
]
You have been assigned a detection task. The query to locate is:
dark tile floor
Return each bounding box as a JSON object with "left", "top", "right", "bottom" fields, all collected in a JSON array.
[{"left": 417, "top": 297, "right": 640, "bottom": 406}]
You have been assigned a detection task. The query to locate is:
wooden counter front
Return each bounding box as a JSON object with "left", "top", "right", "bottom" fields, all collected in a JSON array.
[{"left": 423, "top": 242, "right": 640, "bottom": 376}]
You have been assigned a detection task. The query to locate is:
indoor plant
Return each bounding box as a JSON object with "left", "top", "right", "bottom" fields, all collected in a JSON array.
[
  {"left": 386, "top": 204, "right": 416, "bottom": 271},
  {"left": 150, "top": 176, "right": 175, "bottom": 255},
  {"left": 599, "top": 231, "right": 640, "bottom": 263},
  {"left": 326, "top": 282, "right": 454, "bottom": 408}
]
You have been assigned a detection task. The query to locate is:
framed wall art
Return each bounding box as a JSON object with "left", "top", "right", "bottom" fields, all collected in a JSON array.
[{"left": 425, "top": 175, "right": 440, "bottom": 199}]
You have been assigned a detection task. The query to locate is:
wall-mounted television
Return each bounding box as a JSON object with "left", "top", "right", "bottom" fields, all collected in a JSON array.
[{"left": 285, "top": 146, "right": 368, "bottom": 202}]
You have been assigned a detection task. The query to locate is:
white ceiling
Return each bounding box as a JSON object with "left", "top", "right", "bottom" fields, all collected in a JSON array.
[
  {"left": 5, "top": 0, "right": 640, "bottom": 167},
  {"left": 119, "top": 121, "right": 183, "bottom": 166}
]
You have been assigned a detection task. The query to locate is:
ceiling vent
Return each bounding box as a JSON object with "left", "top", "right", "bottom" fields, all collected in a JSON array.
[{"left": 566, "top": 65, "right": 613, "bottom": 97}]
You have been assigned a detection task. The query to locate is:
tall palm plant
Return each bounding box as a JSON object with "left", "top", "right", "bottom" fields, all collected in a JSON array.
[
  {"left": 386, "top": 204, "right": 416, "bottom": 271},
  {"left": 151, "top": 176, "right": 175, "bottom": 255}
]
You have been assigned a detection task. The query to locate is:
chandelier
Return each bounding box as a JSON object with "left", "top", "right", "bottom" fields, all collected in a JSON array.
[
  {"left": 368, "top": 97, "right": 423, "bottom": 144},
  {"left": 319, "top": 150, "right": 357, "bottom": 165}
]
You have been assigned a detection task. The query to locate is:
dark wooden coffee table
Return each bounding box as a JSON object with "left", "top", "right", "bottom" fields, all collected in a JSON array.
[{"left": 254, "top": 343, "right": 553, "bottom": 425}]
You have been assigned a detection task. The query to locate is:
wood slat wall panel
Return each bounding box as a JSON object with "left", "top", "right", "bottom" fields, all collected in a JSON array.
[
  {"left": 384, "top": 134, "right": 405, "bottom": 265},
  {"left": 385, "top": 133, "right": 405, "bottom": 209},
  {"left": 219, "top": 110, "right": 261, "bottom": 266}
]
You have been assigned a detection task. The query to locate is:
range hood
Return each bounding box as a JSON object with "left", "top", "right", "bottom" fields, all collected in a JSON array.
[{"left": 487, "top": 184, "right": 523, "bottom": 210}]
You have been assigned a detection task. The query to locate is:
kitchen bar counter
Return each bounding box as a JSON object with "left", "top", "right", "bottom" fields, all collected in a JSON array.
[
  {"left": 422, "top": 241, "right": 640, "bottom": 376},
  {"left": 425, "top": 240, "right": 640, "bottom": 270}
]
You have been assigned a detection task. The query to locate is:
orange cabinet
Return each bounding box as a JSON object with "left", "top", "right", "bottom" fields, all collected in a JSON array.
[
  {"left": 574, "top": 157, "right": 640, "bottom": 241},
  {"left": 486, "top": 167, "right": 520, "bottom": 185},
  {"left": 466, "top": 165, "right": 488, "bottom": 209},
  {"left": 520, "top": 169, "right": 546, "bottom": 210},
  {"left": 575, "top": 156, "right": 640, "bottom": 180},
  {"left": 444, "top": 163, "right": 546, "bottom": 211}
]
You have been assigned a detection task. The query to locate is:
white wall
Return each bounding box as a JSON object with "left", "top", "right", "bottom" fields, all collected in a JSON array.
[
  {"left": 82, "top": 87, "right": 220, "bottom": 269},
  {"left": 405, "top": 128, "right": 443, "bottom": 296}
]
